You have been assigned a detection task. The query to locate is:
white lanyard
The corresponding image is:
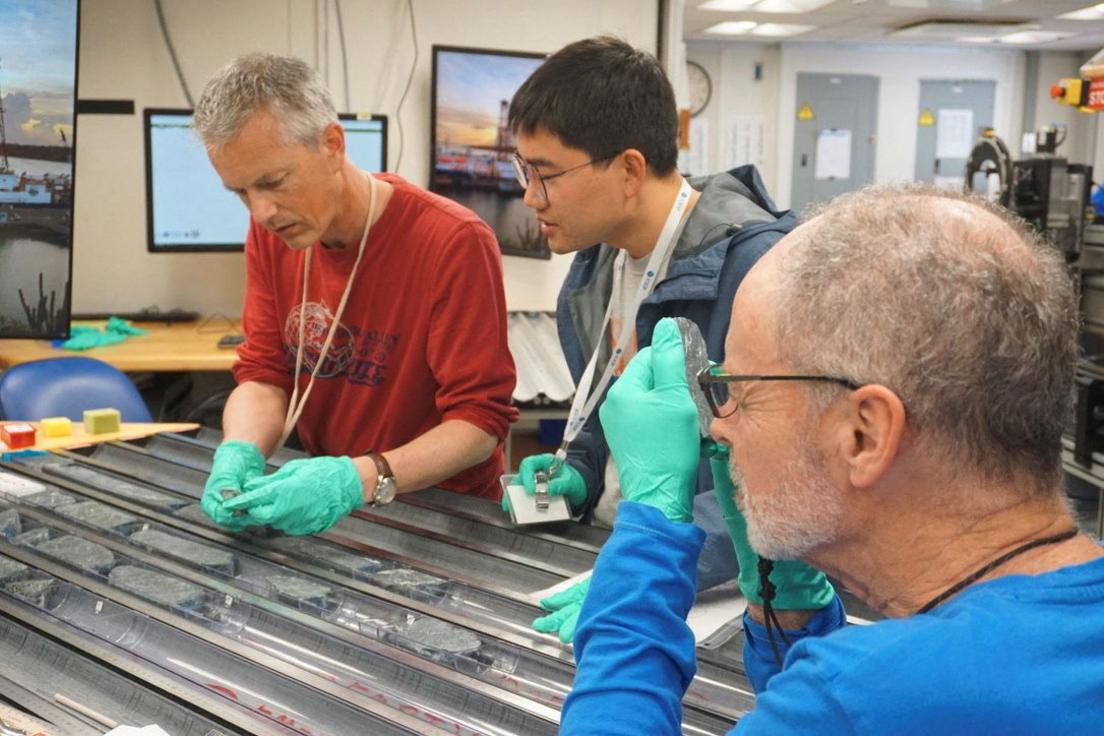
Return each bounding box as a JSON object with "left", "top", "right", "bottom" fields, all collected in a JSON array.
[
  {"left": 548, "top": 179, "right": 693, "bottom": 476},
  {"left": 280, "top": 173, "right": 378, "bottom": 446}
]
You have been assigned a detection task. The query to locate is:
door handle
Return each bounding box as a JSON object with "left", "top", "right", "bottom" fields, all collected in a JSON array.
[
  {"left": 801, "top": 154, "right": 808, "bottom": 167},
  {"left": 934, "top": 158, "right": 941, "bottom": 175}
]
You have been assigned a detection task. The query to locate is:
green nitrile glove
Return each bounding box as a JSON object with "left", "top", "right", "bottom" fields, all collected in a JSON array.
[
  {"left": 201, "top": 440, "right": 266, "bottom": 531},
  {"left": 223, "top": 455, "right": 364, "bottom": 536},
  {"left": 598, "top": 318, "right": 700, "bottom": 523},
  {"left": 533, "top": 576, "right": 591, "bottom": 643},
  {"left": 105, "top": 316, "right": 148, "bottom": 336},
  {"left": 501, "top": 454, "right": 588, "bottom": 513},
  {"left": 707, "top": 443, "right": 835, "bottom": 610},
  {"left": 61, "top": 319, "right": 148, "bottom": 351},
  {"left": 61, "top": 325, "right": 128, "bottom": 351}
]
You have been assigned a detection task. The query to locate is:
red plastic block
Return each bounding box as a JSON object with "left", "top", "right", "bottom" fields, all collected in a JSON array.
[{"left": 1, "top": 423, "right": 37, "bottom": 449}]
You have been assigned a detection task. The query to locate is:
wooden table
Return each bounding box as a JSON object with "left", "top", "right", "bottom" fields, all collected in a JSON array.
[
  {"left": 0, "top": 320, "right": 241, "bottom": 372},
  {"left": 1, "top": 420, "right": 201, "bottom": 451}
]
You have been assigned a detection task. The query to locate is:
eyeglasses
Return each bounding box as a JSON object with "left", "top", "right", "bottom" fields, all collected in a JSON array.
[
  {"left": 512, "top": 152, "right": 618, "bottom": 204},
  {"left": 697, "top": 365, "right": 861, "bottom": 419}
]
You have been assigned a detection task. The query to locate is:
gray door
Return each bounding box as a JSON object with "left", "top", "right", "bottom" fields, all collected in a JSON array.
[
  {"left": 914, "top": 79, "right": 996, "bottom": 184},
  {"left": 791, "top": 73, "right": 879, "bottom": 213}
]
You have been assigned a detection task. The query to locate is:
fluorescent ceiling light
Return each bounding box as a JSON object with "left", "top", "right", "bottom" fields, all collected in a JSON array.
[
  {"left": 700, "top": 0, "right": 757, "bottom": 8},
  {"left": 957, "top": 35, "right": 1000, "bottom": 43},
  {"left": 891, "top": 20, "right": 1026, "bottom": 40},
  {"left": 999, "top": 30, "right": 1075, "bottom": 44},
  {"left": 751, "top": 22, "right": 816, "bottom": 36},
  {"left": 699, "top": 0, "right": 834, "bottom": 12},
  {"left": 1059, "top": 4, "right": 1104, "bottom": 21},
  {"left": 704, "top": 20, "right": 759, "bottom": 34},
  {"left": 887, "top": 0, "right": 1014, "bottom": 8}
]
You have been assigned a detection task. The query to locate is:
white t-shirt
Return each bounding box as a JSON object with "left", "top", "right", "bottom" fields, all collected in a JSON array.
[{"left": 593, "top": 250, "right": 671, "bottom": 528}]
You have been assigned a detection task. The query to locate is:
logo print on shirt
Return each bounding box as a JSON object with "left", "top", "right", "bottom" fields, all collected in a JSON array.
[
  {"left": 284, "top": 302, "right": 356, "bottom": 378},
  {"left": 283, "top": 302, "right": 400, "bottom": 386}
]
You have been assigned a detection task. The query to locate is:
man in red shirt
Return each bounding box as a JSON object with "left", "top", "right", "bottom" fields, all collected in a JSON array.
[{"left": 192, "top": 53, "right": 517, "bottom": 536}]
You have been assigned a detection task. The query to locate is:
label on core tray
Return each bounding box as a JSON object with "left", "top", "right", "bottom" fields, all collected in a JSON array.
[{"left": 0, "top": 470, "right": 46, "bottom": 498}]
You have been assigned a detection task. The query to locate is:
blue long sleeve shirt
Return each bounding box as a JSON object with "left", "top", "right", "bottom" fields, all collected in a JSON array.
[{"left": 564, "top": 501, "right": 1104, "bottom": 735}]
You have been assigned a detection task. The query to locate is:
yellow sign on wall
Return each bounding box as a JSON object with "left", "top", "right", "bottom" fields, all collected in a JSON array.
[
  {"left": 798, "top": 103, "right": 815, "bottom": 121},
  {"left": 918, "top": 108, "right": 935, "bottom": 127}
]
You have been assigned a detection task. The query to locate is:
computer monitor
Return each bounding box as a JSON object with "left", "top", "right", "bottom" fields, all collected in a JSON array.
[
  {"left": 0, "top": 0, "right": 80, "bottom": 339},
  {"left": 144, "top": 109, "right": 388, "bottom": 253}
]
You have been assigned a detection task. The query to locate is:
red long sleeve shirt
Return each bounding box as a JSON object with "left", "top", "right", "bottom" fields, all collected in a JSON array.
[{"left": 233, "top": 173, "right": 518, "bottom": 498}]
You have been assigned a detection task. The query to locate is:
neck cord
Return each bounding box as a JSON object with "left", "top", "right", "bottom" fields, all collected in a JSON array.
[
  {"left": 916, "top": 527, "right": 1079, "bottom": 614},
  {"left": 758, "top": 559, "right": 791, "bottom": 669},
  {"left": 281, "top": 173, "right": 378, "bottom": 446},
  {"left": 758, "top": 527, "right": 1080, "bottom": 668}
]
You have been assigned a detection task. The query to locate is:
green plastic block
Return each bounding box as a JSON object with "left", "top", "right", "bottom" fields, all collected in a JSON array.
[{"left": 83, "top": 408, "right": 121, "bottom": 435}]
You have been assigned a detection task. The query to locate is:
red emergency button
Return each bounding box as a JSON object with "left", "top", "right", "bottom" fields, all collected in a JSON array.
[{"left": 1051, "top": 84, "right": 1065, "bottom": 99}]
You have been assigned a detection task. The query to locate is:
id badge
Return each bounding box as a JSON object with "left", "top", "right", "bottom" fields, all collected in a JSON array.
[{"left": 499, "top": 474, "right": 571, "bottom": 525}]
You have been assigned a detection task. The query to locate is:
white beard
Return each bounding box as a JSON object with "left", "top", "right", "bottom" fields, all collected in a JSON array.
[{"left": 729, "top": 440, "right": 843, "bottom": 561}]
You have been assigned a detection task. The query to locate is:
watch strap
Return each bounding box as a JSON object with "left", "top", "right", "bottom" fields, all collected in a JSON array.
[{"left": 366, "top": 451, "right": 394, "bottom": 481}]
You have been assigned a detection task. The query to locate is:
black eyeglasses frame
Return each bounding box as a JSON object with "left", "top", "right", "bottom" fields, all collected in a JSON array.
[
  {"left": 512, "top": 152, "right": 620, "bottom": 204},
  {"left": 696, "top": 365, "right": 861, "bottom": 419}
]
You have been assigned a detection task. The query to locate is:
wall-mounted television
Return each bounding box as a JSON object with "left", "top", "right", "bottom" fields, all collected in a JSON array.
[
  {"left": 0, "top": 0, "right": 80, "bottom": 339},
  {"left": 144, "top": 109, "right": 388, "bottom": 253},
  {"left": 430, "top": 45, "right": 549, "bottom": 260}
]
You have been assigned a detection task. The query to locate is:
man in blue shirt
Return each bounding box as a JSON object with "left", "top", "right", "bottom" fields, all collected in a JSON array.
[{"left": 563, "top": 185, "right": 1104, "bottom": 734}]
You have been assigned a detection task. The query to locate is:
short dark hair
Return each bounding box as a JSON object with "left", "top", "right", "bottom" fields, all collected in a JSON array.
[{"left": 509, "top": 36, "right": 678, "bottom": 176}]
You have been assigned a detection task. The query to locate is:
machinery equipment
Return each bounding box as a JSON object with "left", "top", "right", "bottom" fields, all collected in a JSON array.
[{"left": 964, "top": 126, "right": 1092, "bottom": 260}]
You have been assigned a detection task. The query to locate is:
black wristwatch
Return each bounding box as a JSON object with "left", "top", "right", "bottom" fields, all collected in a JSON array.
[{"left": 366, "top": 451, "right": 397, "bottom": 507}]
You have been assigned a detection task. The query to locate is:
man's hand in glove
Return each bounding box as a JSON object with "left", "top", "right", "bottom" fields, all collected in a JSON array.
[
  {"left": 201, "top": 440, "right": 266, "bottom": 531},
  {"left": 502, "top": 454, "right": 587, "bottom": 513},
  {"left": 222, "top": 456, "right": 365, "bottom": 536},
  {"left": 599, "top": 318, "right": 701, "bottom": 523},
  {"left": 533, "top": 576, "right": 591, "bottom": 644}
]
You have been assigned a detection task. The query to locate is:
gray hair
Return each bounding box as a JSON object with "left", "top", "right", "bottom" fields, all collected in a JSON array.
[
  {"left": 193, "top": 53, "right": 337, "bottom": 150},
  {"left": 775, "top": 184, "right": 1079, "bottom": 494}
]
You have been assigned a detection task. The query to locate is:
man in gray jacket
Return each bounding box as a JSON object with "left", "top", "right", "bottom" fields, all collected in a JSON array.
[{"left": 508, "top": 36, "right": 804, "bottom": 641}]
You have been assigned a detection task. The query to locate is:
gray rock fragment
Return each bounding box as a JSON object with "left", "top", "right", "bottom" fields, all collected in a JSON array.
[
  {"left": 267, "top": 575, "right": 333, "bottom": 608},
  {"left": 55, "top": 501, "right": 138, "bottom": 532},
  {"left": 275, "top": 538, "right": 382, "bottom": 574},
  {"left": 375, "top": 568, "right": 447, "bottom": 593},
  {"left": 172, "top": 504, "right": 216, "bottom": 527},
  {"left": 395, "top": 616, "right": 481, "bottom": 656},
  {"left": 0, "top": 509, "right": 20, "bottom": 539},
  {"left": 35, "top": 535, "right": 116, "bottom": 574},
  {"left": 0, "top": 556, "right": 28, "bottom": 583},
  {"left": 12, "top": 528, "right": 51, "bottom": 547},
  {"left": 3, "top": 577, "right": 57, "bottom": 603},
  {"left": 109, "top": 565, "right": 205, "bottom": 609},
  {"left": 23, "top": 489, "right": 76, "bottom": 509},
  {"left": 129, "top": 528, "right": 236, "bottom": 574},
  {"left": 47, "top": 464, "right": 184, "bottom": 509}
]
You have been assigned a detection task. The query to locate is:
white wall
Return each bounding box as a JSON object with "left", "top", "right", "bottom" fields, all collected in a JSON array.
[
  {"left": 687, "top": 41, "right": 781, "bottom": 195},
  {"left": 685, "top": 41, "right": 1104, "bottom": 212},
  {"left": 774, "top": 43, "right": 1026, "bottom": 210},
  {"left": 74, "top": 0, "right": 658, "bottom": 316}
]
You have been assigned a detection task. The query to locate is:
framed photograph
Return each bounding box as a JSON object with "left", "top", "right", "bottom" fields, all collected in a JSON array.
[
  {"left": 430, "top": 45, "right": 549, "bottom": 260},
  {"left": 0, "top": 0, "right": 80, "bottom": 338}
]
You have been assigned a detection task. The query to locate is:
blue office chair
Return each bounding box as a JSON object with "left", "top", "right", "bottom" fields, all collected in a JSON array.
[{"left": 0, "top": 357, "right": 153, "bottom": 422}]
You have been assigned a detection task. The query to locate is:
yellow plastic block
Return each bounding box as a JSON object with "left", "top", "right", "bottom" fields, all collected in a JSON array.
[
  {"left": 40, "top": 417, "right": 73, "bottom": 437},
  {"left": 83, "top": 408, "right": 121, "bottom": 435}
]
